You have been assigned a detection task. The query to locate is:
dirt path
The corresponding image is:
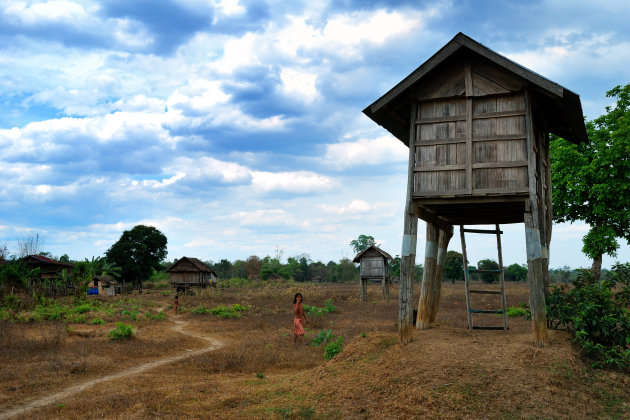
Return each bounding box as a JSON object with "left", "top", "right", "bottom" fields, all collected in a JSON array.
[{"left": 0, "top": 317, "right": 225, "bottom": 420}]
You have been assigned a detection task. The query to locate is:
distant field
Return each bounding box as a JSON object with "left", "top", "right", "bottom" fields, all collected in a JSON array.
[{"left": 1, "top": 282, "right": 628, "bottom": 419}]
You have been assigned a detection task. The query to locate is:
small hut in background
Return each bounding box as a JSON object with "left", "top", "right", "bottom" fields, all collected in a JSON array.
[
  {"left": 363, "top": 33, "right": 587, "bottom": 345},
  {"left": 22, "top": 254, "right": 74, "bottom": 281},
  {"left": 167, "top": 257, "right": 217, "bottom": 294},
  {"left": 91, "top": 276, "right": 120, "bottom": 297},
  {"left": 353, "top": 246, "right": 394, "bottom": 301}
]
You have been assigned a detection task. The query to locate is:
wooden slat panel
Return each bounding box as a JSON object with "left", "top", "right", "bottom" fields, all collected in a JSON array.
[
  {"left": 470, "top": 56, "right": 525, "bottom": 92},
  {"left": 415, "top": 170, "right": 466, "bottom": 192},
  {"left": 472, "top": 110, "right": 525, "bottom": 120},
  {"left": 472, "top": 72, "right": 511, "bottom": 95},
  {"left": 414, "top": 164, "right": 466, "bottom": 172},
  {"left": 473, "top": 167, "right": 528, "bottom": 190},
  {"left": 473, "top": 139, "right": 527, "bottom": 163},
  {"left": 472, "top": 161, "right": 528, "bottom": 169}
]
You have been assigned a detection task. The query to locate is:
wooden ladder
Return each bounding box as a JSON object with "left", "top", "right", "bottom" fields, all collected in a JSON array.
[{"left": 460, "top": 224, "right": 508, "bottom": 331}]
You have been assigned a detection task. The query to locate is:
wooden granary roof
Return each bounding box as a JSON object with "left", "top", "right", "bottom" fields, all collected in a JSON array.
[
  {"left": 166, "top": 257, "right": 216, "bottom": 275},
  {"left": 363, "top": 32, "right": 588, "bottom": 146},
  {"left": 352, "top": 245, "right": 394, "bottom": 263}
]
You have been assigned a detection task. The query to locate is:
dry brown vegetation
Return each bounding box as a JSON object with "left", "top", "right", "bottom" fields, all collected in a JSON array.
[{"left": 1, "top": 282, "right": 628, "bottom": 419}]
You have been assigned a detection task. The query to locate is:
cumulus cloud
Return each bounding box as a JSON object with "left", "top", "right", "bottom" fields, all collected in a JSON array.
[
  {"left": 251, "top": 170, "right": 335, "bottom": 194},
  {"left": 324, "top": 136, "right": 408, "bottom": 169}
]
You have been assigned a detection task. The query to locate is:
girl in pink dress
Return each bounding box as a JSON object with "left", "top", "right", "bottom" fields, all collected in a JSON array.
[{"left": 293, "top": 293, "right": 309, "bottom": 344}]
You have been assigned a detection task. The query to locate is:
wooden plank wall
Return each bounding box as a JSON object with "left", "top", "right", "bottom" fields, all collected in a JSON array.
[
  {"left": 412, "top": 58, "right": 530, "bottom": 199},
  {"left": 360, "top": 256, "right": 385, "bottom": 278}
]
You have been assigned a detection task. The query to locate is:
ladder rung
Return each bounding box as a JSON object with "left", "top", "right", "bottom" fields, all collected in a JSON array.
[
  {"left": 472, "top": 326, "right": 509, "bottom": 330},
  {"left": 469, "top": 309, "right": 504, "bottom": 314},
  {"left": 469, "top": 289, "right": 502, "bottom": 294},
  {"left": 468, "top": 269, "right": 502, "bottom": 273},
  {"left": 462, "top": 228, "right": 503, "bottom": 234}
]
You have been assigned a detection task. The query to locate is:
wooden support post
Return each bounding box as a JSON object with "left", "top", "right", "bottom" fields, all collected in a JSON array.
[
  {"left": 382, "top": 263, "right": 390, "bottom": 301},
  {"left": 525, "top": 211, "right": 549, "bottom": 347},
  {"left": 400, "top": 214, "right": 418, "bottom": 342},
  {"left": 430, "top": 225, "right": 453, "bottom": 322},
  {"left": 416, "top": 222, "right": 439, "bottom": 329},
  {"left": 399, "top": 101, "right": 418, "bottom": 344},
  {"left": 359, "top": 277, "right": 367, "bottom": 302}
]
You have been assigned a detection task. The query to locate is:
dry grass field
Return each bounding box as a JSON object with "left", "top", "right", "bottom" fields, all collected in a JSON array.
[{"left": 1, "top": 281, "right": 628, "bottom": 419}]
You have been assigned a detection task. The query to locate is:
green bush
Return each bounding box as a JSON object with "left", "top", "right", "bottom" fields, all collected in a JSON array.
[
  {"left": 66, "top": 314, "right": 87, "bottom": 324},
  {"left": 324, "top": 336, "right": 344, "bottom": 360},
  {"left": 145, "top": 311, "right": 166, "bottom": 320},
  {"left": 89, "top": 318, "right": 106, "bottom": 325},
  {"left": 506, "top": 303, "right": 530, "bottom": 318},
  {"left": 107, "top": 322, "right": 134, "bottom": 340},
  {"left": 190, "top": 303, "right": 250, "bottom": 319},
  {"left": 305, "top": 299, "right": 336, "bottom": 317},
  {"left": 547, "top": 268, "right": 630, "bottom": 370},
  {"left": 311, "top": 329, "right": 334, "bottom": 346},
  {"left": 121, "top": 309, "right": 138, "bottom": 321},
  {"left": 71, "top": 303, "right": 96, "bottom": 314}
]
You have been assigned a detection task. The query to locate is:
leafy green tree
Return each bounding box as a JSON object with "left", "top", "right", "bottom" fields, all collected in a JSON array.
[
  {"left": 443, "top": 250, "right": 464, "bottom": 282},
  {"left": 232, "top": 259, "right": 247, "bottom": 278},
  {"left": 299, "top": 256, "right": 310, "bottom": 282},
  {"left": 505, "top": 263, "right": 528, "bottom": 282},
  {"left": 349, "top": 234, "right": 376, "bottom": 254},
  {"left": 334, "top": 258, "right": 357, "bottom": 282},
  {"left": 105, "top": 225, "right": 168, "bottom": 291},
  {"left": 550, "top": 84, "right": 630, "bottom": 280},
  {"left": 414, "top": 263, "right": 423, "bottom": 282},
  {"left": 477, "top": 259, "right": 499, "bottom": 283},
  {"left": 213, "top": 259, "right": 233, "bottom": 279},
  {"left": 389, "top": 255, "right": 401, "bottom": 279},
  {"left": 0, "top": 259, "right": 29, "bottom": 290}
]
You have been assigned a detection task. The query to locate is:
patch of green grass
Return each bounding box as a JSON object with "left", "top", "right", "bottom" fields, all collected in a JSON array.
[
  {"left": 65, "top": 314, "right": 86, "bottom": 324},
  {"left": 506, "top": 306, "right": 529, "bottom": 318},
  {"left": 107, "top": 322, "right": 134, "bottom": 340},
  {"left": 89, "top": 317, "right": 106, "bottom": 325},
  {"left": 145, "top": 311, "right": 166, "bottom": 320},
  {"left": 190, "top": 303, "right": 251, "bottom": 319},
  {"left": 304, "top": 299, "right": 336, "bottom": 317}
]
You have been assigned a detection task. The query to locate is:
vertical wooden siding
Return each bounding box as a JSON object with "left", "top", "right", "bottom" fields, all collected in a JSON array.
[{"left": 413, "top": 91, "right": 528, "bottom": 196}]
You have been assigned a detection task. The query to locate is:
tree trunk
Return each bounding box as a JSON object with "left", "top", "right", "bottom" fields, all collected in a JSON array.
[{"left": 591, "top": 254, "right": 603, "bottom": 281}]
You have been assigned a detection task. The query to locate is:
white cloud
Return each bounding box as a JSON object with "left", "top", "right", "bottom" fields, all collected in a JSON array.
[
  {"left": 279, "top": 68, "right": 319, "bottom": 103},
  {"left": 251, "top": 170, "right": 335, "bottom": 193},
  {"left": 165, "top": 156, "right": 252, "bottom": 184},
  {"left": 324, "top": 136, "right": 408, "bottom": 169},
  {"left": 4, "top": 0, "right": 90, "bottom": 25}
]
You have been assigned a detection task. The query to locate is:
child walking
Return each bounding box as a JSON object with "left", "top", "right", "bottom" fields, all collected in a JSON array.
[{"left": 293, "top": 293, "right": 309, "bottom": 345}]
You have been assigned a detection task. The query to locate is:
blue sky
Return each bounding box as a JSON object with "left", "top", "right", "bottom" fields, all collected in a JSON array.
[{"left": 1, "top": 0, "right": 629, "bottom": 269}]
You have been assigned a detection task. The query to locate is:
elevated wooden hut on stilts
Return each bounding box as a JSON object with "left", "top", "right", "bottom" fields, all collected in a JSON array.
[
  {"left": 353, "top": 245, "right": 394, "bottom": 301},
  {"left": 363, "top": 33, "right": 588, "bottom": 346}
]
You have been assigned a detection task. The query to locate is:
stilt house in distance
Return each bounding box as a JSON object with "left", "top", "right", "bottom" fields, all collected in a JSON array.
[
  {"left": 167, "top": 257, "right": 217, "bottom": 293},
  {"left": 363, "top": 33, "right": 587, "bottom": 345},
  {"left": 353, "top": 245, "right": 394, "bottom": 301}
]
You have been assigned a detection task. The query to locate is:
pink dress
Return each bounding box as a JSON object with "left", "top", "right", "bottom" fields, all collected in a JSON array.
[{"left": 293, "top": 303, "right": 305, "bottom": 336}]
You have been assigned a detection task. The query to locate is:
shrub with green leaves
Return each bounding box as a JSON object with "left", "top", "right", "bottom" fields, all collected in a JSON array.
[
  {"left": 311, "top": 329, "right": 334, "bottom": 346},
  {"left": 89, "top": 318, "right": 106, "bottom": 325},
  {"left": 324, "top": 336, "right": 344, "bottom": 360},
  {"left": 145, "top": 311, "right": 166, "bottom": 320},
  {"left": 305, "top": 299, "right": 336, "bottom": 317},
  {"left": 506, "top": 303, "right": 530, "bottom": 318},
  {"left": 121, "top": 309, "right": 138, "bottom": 321},
  {"left": 190, "top": 303, "right": 250, "bottom": 319},
  {"left": 107, "top": 322, "right": 134, "bottom": 340},
  {"left": 547, "top": 268, "right": 630, "bottom": 370}
]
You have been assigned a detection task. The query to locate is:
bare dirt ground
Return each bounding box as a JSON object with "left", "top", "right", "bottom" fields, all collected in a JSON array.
[{"left": 1, "top": 282, "right": 628, "bottom": 419}]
